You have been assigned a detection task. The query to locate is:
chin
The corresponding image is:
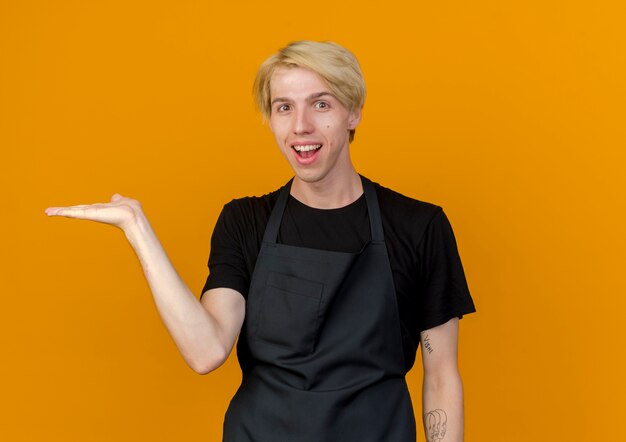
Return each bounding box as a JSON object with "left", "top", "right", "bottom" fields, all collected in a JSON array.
[{"left": 292, "top": 169, "right": 324, "bottom": 184}]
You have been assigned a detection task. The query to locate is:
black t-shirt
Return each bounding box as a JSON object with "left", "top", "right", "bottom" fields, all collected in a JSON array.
[{"left": 201, "top": 180, "right": 476, "bottom": 372}]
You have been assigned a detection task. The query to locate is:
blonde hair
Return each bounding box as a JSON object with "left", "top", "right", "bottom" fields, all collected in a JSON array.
[{"left": 253, "top": 41, "right": 366, "bottom": 142}]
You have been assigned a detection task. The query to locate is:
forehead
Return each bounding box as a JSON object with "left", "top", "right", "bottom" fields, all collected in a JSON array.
[{"left": 269, "top": 66, "right": 331, "bottom": 100}]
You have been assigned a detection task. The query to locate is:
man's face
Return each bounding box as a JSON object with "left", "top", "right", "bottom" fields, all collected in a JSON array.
[{"left": 269, "top": 66, "right": 361, "bottom": 185}]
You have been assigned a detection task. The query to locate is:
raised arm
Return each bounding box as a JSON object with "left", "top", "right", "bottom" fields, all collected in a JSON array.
[
  {"left": 46, "top": 194, "right": 245, "bottom": 374},
  {"left": 420, "top": 317, "right": 464, "bottom": 442}
]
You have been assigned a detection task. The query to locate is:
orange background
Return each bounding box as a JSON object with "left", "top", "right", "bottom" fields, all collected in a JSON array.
[{"left": 2, "top": 1, "right": 625, "bottom": 440}]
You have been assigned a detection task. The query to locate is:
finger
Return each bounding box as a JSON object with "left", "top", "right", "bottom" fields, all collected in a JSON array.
[
  {"left": 45, "top": 204, "right": 108, "bottom": 219},
  {"left": 45, "top": 206, "right": 91, "bottom": 218},
  {"left": 110, "top": 194, "right": 141, "bottom": 210},
  {"left": 45, "top": 206, "right": 73, "bottom": 216}
]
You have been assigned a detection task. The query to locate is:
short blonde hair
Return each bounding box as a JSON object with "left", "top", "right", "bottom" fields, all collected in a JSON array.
[{"left": 253, "top": 41, "right": 366, "bottom": 142}]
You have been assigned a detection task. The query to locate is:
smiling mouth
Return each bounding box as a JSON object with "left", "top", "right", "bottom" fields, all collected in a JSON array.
[{"left": 292, "top": 144, "right": 322, "bottom": 158}]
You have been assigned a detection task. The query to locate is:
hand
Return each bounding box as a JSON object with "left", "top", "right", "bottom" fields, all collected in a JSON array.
[{"left": 45, "top": 193, "right": 144, "bottom": 232}]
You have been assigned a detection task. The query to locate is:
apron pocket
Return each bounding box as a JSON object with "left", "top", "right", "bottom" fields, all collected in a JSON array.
[{"left": 255, "top": 272, "right": 324, "bottom": 355}]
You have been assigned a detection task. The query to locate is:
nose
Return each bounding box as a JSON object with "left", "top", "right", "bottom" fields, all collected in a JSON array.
[{"left": 293, "top": 107, "right": 314, "bottom": 135}]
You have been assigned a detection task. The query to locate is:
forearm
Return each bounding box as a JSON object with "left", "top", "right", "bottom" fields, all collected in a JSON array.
[
  {"left": 124, "top": 213, "right": 226, "bottom": 373},
  {"left": 422, "top": 369, "right": 464, "bottom": 442}
]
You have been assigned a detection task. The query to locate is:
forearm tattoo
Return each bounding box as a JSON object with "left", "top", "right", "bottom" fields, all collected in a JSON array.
[
  {"left": 423, "top": 409, "right": 447, "bottom": 441},
  {"left": 422, "top": 333, "right": 434, "bottom": 354}
]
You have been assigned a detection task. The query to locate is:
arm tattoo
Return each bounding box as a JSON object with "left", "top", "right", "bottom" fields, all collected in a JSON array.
[
  {"left": 423, "top": 409, "right": 447, "bottom": 441},
  {"left": 422, "top": 333, "right": 434, "bottom": 354}
]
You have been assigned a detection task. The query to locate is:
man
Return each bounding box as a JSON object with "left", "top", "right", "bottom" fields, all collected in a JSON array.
[{"left": 46, "top": 41, "right": 476, "bottom": 441}]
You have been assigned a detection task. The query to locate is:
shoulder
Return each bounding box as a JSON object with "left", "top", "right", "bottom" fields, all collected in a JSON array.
[
  {"left": 223, "top": 187, "right": 282, "bottom": 217},
  {"left": 372, "top": 180, "right": 444, "bottom": 243},
  {"left": 217, "top": 185, "right": 284, "bottom": 238}
]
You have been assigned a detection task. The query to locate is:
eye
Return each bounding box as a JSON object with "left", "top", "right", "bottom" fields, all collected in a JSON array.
[
  {"left": 314, "top": 101, "right": 329, "bottom": 109},
  {"left": 276, "top": 104, "right": 291, "bottom": 112}
]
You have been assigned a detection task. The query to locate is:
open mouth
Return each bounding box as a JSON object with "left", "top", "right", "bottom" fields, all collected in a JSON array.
[{"left": 292, "top": 144, "right": 322, "bottom": 159}]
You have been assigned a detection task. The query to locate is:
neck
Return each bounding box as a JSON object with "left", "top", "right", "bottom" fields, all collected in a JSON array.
[{"left": 290, "top": 168, "right": 363, "bottom": 209}]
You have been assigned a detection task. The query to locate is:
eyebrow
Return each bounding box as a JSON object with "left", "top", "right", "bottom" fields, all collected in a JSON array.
[{"left": 271, "top": 91, "right": 335, "bottom": 106}]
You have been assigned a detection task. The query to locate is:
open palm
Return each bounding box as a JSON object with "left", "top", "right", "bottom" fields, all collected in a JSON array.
[{"left": 45, "top": 193, "right": 142, "bottom": 231}]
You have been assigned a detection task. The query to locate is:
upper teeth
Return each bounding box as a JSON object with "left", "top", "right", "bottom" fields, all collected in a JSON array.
[{"left": 293, "top": 144, "right": 321, "bottom": 152}]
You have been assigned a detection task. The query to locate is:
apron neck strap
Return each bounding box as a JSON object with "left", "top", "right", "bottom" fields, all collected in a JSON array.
[
  {"left": 262, "top": 175, "right": 384, "bottom": 244},
  {"left": 360, "top": 175, "right": 384, "bottom": 242}
]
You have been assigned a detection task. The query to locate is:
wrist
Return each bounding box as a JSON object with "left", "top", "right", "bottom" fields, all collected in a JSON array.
[{"left": 123, "top": 211, "right": 153, "bottom": 248}]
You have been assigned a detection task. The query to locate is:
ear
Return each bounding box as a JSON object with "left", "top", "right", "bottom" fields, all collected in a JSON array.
[{"left": 348, "top": 107, "right": 362, "bottom": 130}]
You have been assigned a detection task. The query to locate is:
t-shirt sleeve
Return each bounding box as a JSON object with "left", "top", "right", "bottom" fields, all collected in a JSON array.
[
  {"left": 417, "top": 208, "right": 476, "bottom": 332},
  {"left": 200, "top": 202, "right": 250, "bottom": 301}
]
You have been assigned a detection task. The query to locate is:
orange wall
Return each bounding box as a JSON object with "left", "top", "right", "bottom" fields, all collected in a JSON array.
[{"left": 2, "top": 1, "right": 624, "bottom": 440}]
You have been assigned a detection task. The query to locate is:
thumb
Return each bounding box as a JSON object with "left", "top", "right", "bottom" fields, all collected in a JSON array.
[{"left": 111, "top": 193, "right": 123, "bottom": 202}]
